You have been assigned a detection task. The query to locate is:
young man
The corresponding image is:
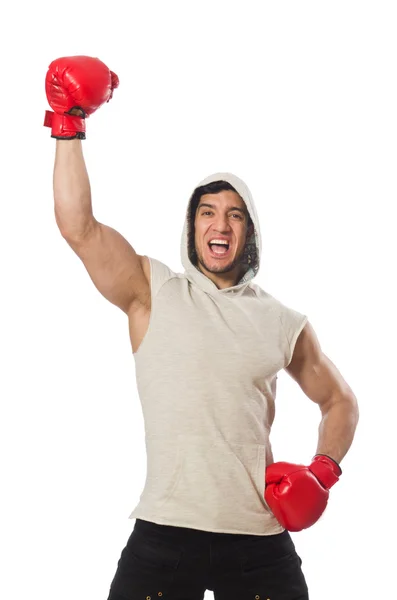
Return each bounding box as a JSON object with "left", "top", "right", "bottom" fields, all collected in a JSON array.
[{"left": 45, "top": 56, "right": 359, "bottom": 600}]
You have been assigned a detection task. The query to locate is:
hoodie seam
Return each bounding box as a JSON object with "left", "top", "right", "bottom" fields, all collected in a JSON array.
[{"left": 249, "top": 284, "right": 260, "bottom": 299}]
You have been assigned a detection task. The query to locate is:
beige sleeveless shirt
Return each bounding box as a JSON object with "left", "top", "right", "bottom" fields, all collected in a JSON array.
[{"left": 129, "top": 173, "right": 308, "bottom": 535}]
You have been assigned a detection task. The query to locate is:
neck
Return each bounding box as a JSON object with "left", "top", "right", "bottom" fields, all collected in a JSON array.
[{"left": 197, "top": 262, "right": 244, "bottom": 290}]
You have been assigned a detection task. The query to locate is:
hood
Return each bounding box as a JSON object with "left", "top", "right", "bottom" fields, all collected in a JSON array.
[{"left": 181, "top": 172, "right": 262, "bottom": 296}]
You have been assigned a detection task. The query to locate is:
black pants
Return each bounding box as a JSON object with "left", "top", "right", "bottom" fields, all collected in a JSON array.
[{"left": 107, "top": 519, "right": 309, "bottom": 599}]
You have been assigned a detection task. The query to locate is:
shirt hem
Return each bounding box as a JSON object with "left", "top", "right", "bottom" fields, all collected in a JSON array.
[{"left": 128, "top": 511, "right": 285, "bottom": 536}]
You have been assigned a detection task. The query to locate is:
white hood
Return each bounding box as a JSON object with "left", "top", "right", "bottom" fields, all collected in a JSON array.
[{"left": 181, "top": 172, "right": 262, "bottom": 295}]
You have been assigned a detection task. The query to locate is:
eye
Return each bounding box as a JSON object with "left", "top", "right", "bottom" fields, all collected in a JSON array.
[{"left": 201, "top": 211, "right": 242, "bottom": 219}]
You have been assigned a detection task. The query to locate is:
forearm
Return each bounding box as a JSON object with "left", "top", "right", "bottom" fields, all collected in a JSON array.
[
  {"left": 54, "top": 139, "right": 95, "bottom": 237},
  {"left": 316, "top": 394, "right": 359, "bottom": 465}
]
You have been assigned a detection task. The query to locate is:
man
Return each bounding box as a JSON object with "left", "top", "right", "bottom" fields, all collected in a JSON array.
[{"left": 45, "top": 56, "right": 359, "bottom": 600}]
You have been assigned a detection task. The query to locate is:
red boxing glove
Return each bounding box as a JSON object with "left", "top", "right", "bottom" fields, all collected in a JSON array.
[
  {"left": 43, "top": 56, "right": 119, "bottom": 139},
  {"left": 264, "top": 454, "right": 342, "bottom": 532}
]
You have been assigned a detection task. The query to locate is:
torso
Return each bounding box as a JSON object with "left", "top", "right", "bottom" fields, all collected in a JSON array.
[
  {"left": 128, "top": 254, "right": 152, "bottom": 354},
  {"left": 128, "top": 302, "right": 151, "bottom": 354}
]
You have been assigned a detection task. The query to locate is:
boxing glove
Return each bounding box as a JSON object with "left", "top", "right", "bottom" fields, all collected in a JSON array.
[
  {"left": 264, "top": 454, "right": 342, "bottom": 532},
  {"left": 44, "top": 56, "right": 119, "bottom": 139}
]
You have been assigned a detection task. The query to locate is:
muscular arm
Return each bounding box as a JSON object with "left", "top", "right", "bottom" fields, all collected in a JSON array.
[
  {"left": 54, "top": 140, "right": 150, "bottom": 313},
  {"left": 54, "top": 139, "right": 93, "bottom": 238},
  {"left": 285, "top": 321, "right": 359, "bottom": 464}
]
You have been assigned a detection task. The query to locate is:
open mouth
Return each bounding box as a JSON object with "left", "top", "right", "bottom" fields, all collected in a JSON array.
[{"left": 207, "top": 241, "right": 231, "bottom": 258}]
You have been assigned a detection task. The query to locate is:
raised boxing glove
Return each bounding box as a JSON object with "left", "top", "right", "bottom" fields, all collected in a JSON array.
[
  {"left": 44, "top": 56, "right": 119, "bottom": 139},
  {"left": 264, "top": 454, "right": 342, "bottom": 532}
]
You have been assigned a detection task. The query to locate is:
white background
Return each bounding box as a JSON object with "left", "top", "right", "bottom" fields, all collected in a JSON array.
[{"left": 1, "top": 1, "right": 396, "bottom": 599}]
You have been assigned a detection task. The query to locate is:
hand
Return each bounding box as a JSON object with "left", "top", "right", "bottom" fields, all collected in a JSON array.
[
  {"left": 43, "top": 55, "right": 119, "bottom": 139},
  {"left": 264, "top": 454, "right": 342, "bottom": 532}
]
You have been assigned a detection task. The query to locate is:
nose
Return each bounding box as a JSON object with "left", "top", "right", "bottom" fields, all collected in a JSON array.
[{"left": 212, "top": 214, "right": 232, "bottom": 233}]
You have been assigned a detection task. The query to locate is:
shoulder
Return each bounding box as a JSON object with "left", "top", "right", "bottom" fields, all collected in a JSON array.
[
  {"left": 141, "top": 256, "right": 182, "bottom": 296},
  {"left": 248, "top": 282, "right": 288, "bottom": 312},
  {"left": 249, "top": 282, "right": 308, "bottom": 328}
]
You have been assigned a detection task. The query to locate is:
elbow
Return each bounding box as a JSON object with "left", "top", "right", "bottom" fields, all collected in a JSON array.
[
  {"left": 324, "top": 391, "right": 359, "bottom": 425},
  {"left": 343, "top": 393, "right": 360, "bottom": 430},
  {"left": 57, "top": 215, "right": 97, "bottom": 242},
  {"left": 348, "top": 392, "right": 360, "bottom": 425}
]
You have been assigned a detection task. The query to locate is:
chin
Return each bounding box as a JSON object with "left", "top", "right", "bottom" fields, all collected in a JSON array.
[{"left": 199, "top": 255, "right": 240, "bottom": 275}]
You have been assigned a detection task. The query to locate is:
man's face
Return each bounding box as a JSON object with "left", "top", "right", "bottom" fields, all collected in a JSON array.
[{"left": 194, "top": 190, "right": 253, "bottom": 277}]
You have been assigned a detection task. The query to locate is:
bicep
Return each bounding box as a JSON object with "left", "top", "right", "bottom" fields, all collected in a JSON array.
[
  {"left": 64, "top": 219, "right": 150, "bottom": 314},
  {"left": 285, "top": 322, "right": 354, "bottom": 407}
]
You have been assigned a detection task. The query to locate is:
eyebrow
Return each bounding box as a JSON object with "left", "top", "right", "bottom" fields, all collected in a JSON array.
[{"left": 197, "top": 203, "right": 246, "bottom": 215}]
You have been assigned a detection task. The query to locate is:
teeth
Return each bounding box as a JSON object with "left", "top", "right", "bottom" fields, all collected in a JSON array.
[{"left": 209, "top": 239, "right": 229, "bottom": 245}]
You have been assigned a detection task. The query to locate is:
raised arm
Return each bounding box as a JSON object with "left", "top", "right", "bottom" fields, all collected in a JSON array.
[{"left": 54, "top": 139, "right": 150, "bottom": 314}]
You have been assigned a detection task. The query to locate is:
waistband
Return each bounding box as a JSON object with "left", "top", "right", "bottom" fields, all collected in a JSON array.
[{"left": 134, "top": 518, "right": 293, "bottom": 550}]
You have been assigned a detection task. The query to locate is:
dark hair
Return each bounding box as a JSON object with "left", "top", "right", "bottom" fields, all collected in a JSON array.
[
  {"left": 189, "top": 180, "right": 252, "bottom": 228},
  {"left": 187, "top": 180, "right": 254, "bottom": 266}
]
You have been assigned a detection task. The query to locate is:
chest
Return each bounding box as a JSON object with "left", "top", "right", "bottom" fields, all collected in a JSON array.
[{"left": 144, "top": 289, "right": 286, "bottom": 385}]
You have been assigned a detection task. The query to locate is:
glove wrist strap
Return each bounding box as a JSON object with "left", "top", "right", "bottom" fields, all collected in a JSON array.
[
  {"left": 44, "top": 111, "right": 86, "bottom": 140},
  {"left": 310, "top": 454, "right": 342, "bottom": 489}
]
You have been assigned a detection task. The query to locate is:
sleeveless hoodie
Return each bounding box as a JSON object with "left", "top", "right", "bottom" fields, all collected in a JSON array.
[{"left": 129, "top": 172, "right": 308, "bottom": 535}]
